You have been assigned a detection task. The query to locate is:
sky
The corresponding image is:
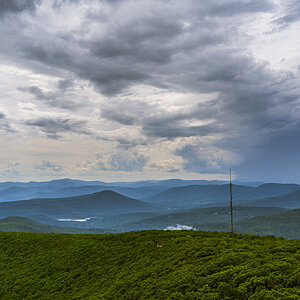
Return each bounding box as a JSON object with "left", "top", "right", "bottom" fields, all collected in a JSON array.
[{"left": 0, "top": 0, "right": 300, "bottom": 183}]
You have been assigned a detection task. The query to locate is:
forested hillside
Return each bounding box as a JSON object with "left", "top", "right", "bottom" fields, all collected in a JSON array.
[
  {"left": 0, "top": 231, "right": 299, "bottom": 299},
  {"left": 0, "top": 216, "right": 111, "bottom": 234},
  {"left": 232, "top": 190, "right": 300, "bottom": 209},
  {"left": 196, "top": 208, "right": 300, "bottom": 239},
  {"left": 116, "top": 206, "right": 286, "bottom": 231},
  {"left": 0, "top": 190, "right": 153, "bottom": 219},
  {"left": 144, "top": 184, "right": 300, "bottom": 209}
]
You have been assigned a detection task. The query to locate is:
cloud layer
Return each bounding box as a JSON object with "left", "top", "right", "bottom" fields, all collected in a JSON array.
[{"left": 0, "top": 0, "right": 300, "bottom": 182}]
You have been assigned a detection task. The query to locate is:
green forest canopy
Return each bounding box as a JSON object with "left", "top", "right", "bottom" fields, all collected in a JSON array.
[{"left": 0, "top": 230, "right": 299, "bottom": 299}]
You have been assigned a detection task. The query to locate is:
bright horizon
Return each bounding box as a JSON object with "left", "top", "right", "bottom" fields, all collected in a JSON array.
[{"left": 1, "top": 176, "right": 298, "bottom": 186}]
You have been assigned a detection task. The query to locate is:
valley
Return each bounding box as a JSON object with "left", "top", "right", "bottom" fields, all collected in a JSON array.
[{"left": 0, "top": 179, "right": 299, "bottom": 239}]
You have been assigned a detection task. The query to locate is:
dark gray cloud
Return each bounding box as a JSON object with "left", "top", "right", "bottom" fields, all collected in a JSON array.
[
  {"left": 18, "top": 80, "right": 83, "bottom": 110},
  {"left": 14, "top": 0, "right": 263, "bottom": 95},
  {"left": 115, "top": 137, "right": 148, "bottom": 150},
  {"left": 3, "top": 0, "right": 275, "bottom": 98},
  {"left": 90, "top": 16, "right": 182, "bottom": 64},
  {"left": 101, "top": 98, "right": 221, "bottom": 140},
  {"left": 35, "top": 160, "right": 63, "bottom": 172},
  {"left": 99, "top": 46, "right": 300, "bottom": 147},
  {"left": 175, "top": 144, "right": 234, "bottom": 173},
  {"left": 0, "top": 0, "right": 39, "bottom": 15},
  {"left": 83, "top": 65, "right": 150, "bottom": 96},
  {"left": 206, "top": 0, "right": 274, "bottom": 17},
  {"left": 143, "top": 123, "right": 221, "bottom": 139},
  {"left": 235, "top": 132, "right": 300, "bottom": 181},
  {"left": 52, "top": 0, "right": 81, "bottom": 8},
  {"left": 100, "top": 100, "right": 154, "bottom": 126},
  {"left": 25, "top": 117, "right": 90, "bottom": 139},
  {"left": 21, "top": 38, "right": 151, "bottom": 96},
  {"left": 0, "top": 113, "right": 17, "bottom": 133},
  {"left": 141, "top": 101, "right": 221, "bottom": 139},
  {"left": 101, "top": 109, "right": 136, "bottom": 126},
  {"left": 57, "top": 78, "right": 74, "bottom": 90},
  {"left": 1, "top": 0, "right": 300, "bottom": 180},
  {"left": 0, "top": 122, "right": 16, "bottom": 134}
]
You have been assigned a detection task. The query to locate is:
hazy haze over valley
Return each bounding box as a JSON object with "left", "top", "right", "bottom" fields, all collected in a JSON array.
[{"left": 0, "top": 178, "right": 299, "bottom": 238}]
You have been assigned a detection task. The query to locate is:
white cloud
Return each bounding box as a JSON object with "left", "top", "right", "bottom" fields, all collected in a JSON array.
[
  {"left": 165, "top": 224, "right": 196, "bottom": 231},
  {"left": 35, "top": 160, "right": 63, "bottom": 172}
]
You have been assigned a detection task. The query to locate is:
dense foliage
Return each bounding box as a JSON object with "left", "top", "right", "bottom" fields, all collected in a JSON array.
[{"left": 0, "top": 231, "right": 299, "bottom": 299}]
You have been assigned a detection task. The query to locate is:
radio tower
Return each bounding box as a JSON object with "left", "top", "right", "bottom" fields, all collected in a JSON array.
[{"left": 229, "top": 169, "right": 234, "bottom": 233}]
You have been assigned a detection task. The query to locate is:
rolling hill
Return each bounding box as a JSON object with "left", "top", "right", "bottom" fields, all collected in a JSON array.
[
  {"left": 0, "top": 178, "right": 104, "bottom": 192},
  {"left": 114, "top": 206, "right": 287, "bottom": 231},
  {"left": 231, "top": 189, "right": 300, "bottom": 209},
  {"left": 50, "top": 185, "right": 166, "bottom": 200},
  {"left": 0, "top": 231, "right": 299, "bottom": 299},
  {"left": 29, "top": 211, "right": 161, "bottom": 229},
  {"left": 0, "top": 178, "right": 232, "bottom": 202},
  {"left": 0, "top": 216, "right": 111, "bottom": 234},
  {"left": 144, "top": 183, "right": 300, "bottom": 209},
  {"left": 0, "top": 184, "right": 168, "bottom": 202},
  {"left": 0, "top": 178, "right": 297, "bottom": 205},
  {"left": 0, "top": 190, "right": 154, "bottom": 220},
  {"left": 0, "top": 179, "right": 105, "bottom": 202},
  {"left": 195, "top": 208, "right": 300, "bottom": 239}
]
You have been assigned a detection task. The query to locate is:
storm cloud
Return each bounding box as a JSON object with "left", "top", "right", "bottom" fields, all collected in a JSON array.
[
  {"left": 0, "top": 0, "right": 300, "bottom": 181},
  {"left": 25, "top": 117, "right": 91, "bottom": 139},
  {"left": 0, "top": 0, "right": 39, "bottom": 15},
  {"left": 273, "top": 0, "right": 300, "bottom": 30},
  {"left": 0, "top": 113, "right": 16, "bottom": 134},
  {"left": 18, "top": 82, "right": 83, "bottom": 110}
]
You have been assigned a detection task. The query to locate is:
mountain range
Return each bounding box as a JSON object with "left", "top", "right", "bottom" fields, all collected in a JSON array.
[
  {"left": 0, "top": 190, "right": 153, "bottom": 220},
  {"left": 0, "top": 178, "right": 266, "bottom": 202},
  {"left": 0, "top": 178, "right": 299, "bottom": 238},
  {"left": 114, "top": 206, "right": 287, "bottom": 231},
  {"left": 228, "top": 189, "right": 300, "bottom": 209},
  {"left": 143, "top": 183, "right": 300, "bottom": 209}
]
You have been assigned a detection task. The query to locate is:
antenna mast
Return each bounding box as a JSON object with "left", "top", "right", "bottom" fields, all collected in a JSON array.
[{"left": 229, "top": 169, "right": 234, "bottom": 233}]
